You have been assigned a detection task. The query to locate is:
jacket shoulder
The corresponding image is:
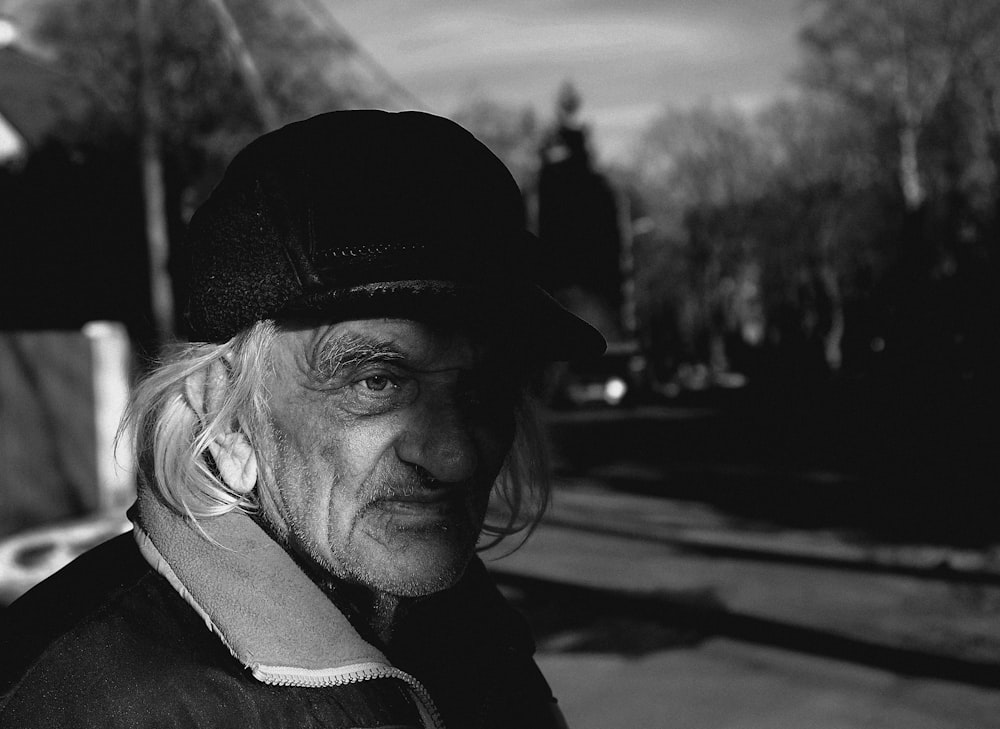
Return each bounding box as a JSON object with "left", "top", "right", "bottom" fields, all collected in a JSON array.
[
  {"left": 0, "top": 533, "right": 426, "bottom": 729},
  {"left": 0, "top": 533, "right": 228, "bottom": 727},
  {"left": 1, "top": 533, "right": 153, "bottom": 687}
]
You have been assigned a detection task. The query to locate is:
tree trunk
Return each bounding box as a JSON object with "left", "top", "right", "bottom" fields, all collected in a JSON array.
[
  {"left": 898, "top": 123, "right": 925, "bottom": 211},
  {"left": 819, "top": 263, "right": 844, "bottom": 372}
]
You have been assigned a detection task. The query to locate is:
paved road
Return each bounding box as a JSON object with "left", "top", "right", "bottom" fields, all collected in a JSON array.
[
  {"left": 543, "top": 396, "right": 998, "bottom": 547},
  {"left": 485, "top": 477, "right": 1000, "bottom": 728}
]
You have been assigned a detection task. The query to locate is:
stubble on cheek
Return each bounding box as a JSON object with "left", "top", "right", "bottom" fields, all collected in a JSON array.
[
  {"left": 256, "top": 422, "right": 341, "bottom": 574},
  {"left": 261, "top": 422, "right": 432, "bottom": 585}
]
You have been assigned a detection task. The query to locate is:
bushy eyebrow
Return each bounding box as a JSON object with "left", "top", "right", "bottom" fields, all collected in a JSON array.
[{"left": 311, "top": 333, "right": 406, "bottom": 380}]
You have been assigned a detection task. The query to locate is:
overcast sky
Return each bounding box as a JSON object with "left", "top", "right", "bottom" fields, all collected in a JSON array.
[
  {"left": 332, "top": 0, "right": 809, "bottom": 162},
  {"left": 0, "top": 0, "right": 810, "bottom": 163}
]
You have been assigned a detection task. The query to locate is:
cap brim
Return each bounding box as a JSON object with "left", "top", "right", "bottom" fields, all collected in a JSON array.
[{"left": 281, "top": 279, "right": 607, "bottom": 362}]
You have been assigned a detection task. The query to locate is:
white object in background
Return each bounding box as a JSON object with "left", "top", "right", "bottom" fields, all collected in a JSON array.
[
  {"left": 82, "top": 321, "right": 136, "bottom": 512},
  {"left": 0, "top": 111, "right": 25, "bottom": 165},
  {"left": 0, "top": 19, "right": 25, "bottom": 164}
]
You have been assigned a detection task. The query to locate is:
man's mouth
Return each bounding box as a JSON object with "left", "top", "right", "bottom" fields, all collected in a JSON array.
[{"left": 371, "top": 489, "right": 469, "bottom": 518}]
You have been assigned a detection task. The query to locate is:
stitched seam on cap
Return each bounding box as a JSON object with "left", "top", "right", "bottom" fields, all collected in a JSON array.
[{"left": 314, "top": 242, "right": 428, "bottom": 261}]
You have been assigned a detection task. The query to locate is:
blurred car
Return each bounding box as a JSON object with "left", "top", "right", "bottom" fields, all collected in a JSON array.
[{"left": 549, "top": 340, "right": 649, "bottom": 408}]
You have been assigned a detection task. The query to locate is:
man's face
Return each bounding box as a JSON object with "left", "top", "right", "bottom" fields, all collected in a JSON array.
[{"left": 259, "top": 317, "right": 519, "bottom": 597}]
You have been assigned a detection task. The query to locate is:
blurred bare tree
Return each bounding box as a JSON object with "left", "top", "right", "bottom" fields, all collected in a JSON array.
[
  {"left": 33, "top": 0, "right": 375, "bottom": 199},
  {"left": 800, "top": 0, "right": 955, "bottom": 210},
  {"left": 633, "top": 104, "right": 768, "bottom": 372},
  {"left": 631, "top": 0, "right": 1000, "bottom": 389},
  {"left": 799, "top": 0, "right": 1000, "bottom": 383},
  {"left": 632, "top": 100, "right": 882, "bottom": 379}
]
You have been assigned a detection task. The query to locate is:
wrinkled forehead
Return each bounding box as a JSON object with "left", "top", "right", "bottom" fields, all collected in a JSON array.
[{"left": 276, "top": 316, "right": 506, "bottom": 372}]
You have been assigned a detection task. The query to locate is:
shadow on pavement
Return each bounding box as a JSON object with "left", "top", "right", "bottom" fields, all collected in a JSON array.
[
  {"left": 493, "top": 569, "right": 1000, "bottom": 690},
  {"left": 498, "top": 574, "right": 714, "bottom": 657},
  {"left": 542, "top": 514, "right": 1000, "bottom": 587}
]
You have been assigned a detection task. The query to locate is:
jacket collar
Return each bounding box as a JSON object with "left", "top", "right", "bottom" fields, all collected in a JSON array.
[{"left": 131, "top": 489, "right": 390, "bottom": 679}]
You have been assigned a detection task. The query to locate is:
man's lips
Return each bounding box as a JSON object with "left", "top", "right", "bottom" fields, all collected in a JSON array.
[{"left": 371, "top": 489, "right": 470, "bottom": 515}]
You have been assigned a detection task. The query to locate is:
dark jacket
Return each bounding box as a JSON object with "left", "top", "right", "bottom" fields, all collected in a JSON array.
[{"left": 0, "top": 492, "right": 565, "bottom": 729}]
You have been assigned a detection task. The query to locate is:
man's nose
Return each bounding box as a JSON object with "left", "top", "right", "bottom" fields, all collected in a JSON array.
[{"left": 395, "top": 398, "right": 479, "bottom": 483}]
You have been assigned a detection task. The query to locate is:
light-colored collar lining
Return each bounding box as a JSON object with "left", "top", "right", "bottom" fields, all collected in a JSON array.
[
  {"left": 134, "top": 525, "right": 237, "bottom": 655},
  {"left": 131, "top": 491, "right": 390, "bottom": 679}
]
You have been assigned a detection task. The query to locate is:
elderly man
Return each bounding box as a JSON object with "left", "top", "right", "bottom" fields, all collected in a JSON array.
[{"left": 0, "top": 111, "right": 604, "bottom": 728}]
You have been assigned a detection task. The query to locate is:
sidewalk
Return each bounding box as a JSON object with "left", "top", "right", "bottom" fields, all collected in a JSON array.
[{"left": 538, "top": 640, "right": 1000, "bottom": 729}]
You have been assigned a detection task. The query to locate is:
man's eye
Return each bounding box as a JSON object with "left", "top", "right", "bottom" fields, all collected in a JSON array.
[
  {"left": 341, "top": 372, "right": 413, "bottom": 415},
  {"left": 362, "top": 375, "right": 392, "bottom": 392}
]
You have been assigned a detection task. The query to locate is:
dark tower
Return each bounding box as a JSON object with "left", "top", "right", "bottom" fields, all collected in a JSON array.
[{"left": 536, "top": 81, "right": 622, "bottom": 339}]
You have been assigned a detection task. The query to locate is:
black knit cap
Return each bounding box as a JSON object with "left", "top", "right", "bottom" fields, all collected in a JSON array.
[{"left": 185, "top": 109, "right": 606, "bottom": 360}]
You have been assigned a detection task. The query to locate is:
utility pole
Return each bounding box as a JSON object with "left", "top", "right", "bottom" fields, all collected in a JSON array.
[{"left": 137, "top": 0, "right": 174, "bottom": 341}]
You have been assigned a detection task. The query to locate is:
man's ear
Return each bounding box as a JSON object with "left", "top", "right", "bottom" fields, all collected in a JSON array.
[
  {"left": 208, "top": 432, "right": 258, "bottom": 495},
  {"left": 185, "top": 358, "right": 258, "bottom": 495}
]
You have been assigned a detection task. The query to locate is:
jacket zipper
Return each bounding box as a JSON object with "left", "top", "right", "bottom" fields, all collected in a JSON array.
[
  {"left": 253, "top": 661, "right": 445, "bottom": 729},
  {"left": 134, "top": 528, "right": 444, "bottom": 727}
]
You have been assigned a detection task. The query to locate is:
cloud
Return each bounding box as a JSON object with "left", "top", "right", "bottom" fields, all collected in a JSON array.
[
  {"left": 332, "top": 0, "right": 803, "bottom": 156},
  {"left": 355, "top": 6, "right": 745, "bottom": 82}
]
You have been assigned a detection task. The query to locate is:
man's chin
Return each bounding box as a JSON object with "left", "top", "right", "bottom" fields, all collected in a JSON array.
[
  {"left": 326, "top": 506, "right": 485, "bottom": 596},
  {"left": 362, "top": 536, "right": 477, "bottom": 597}
]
